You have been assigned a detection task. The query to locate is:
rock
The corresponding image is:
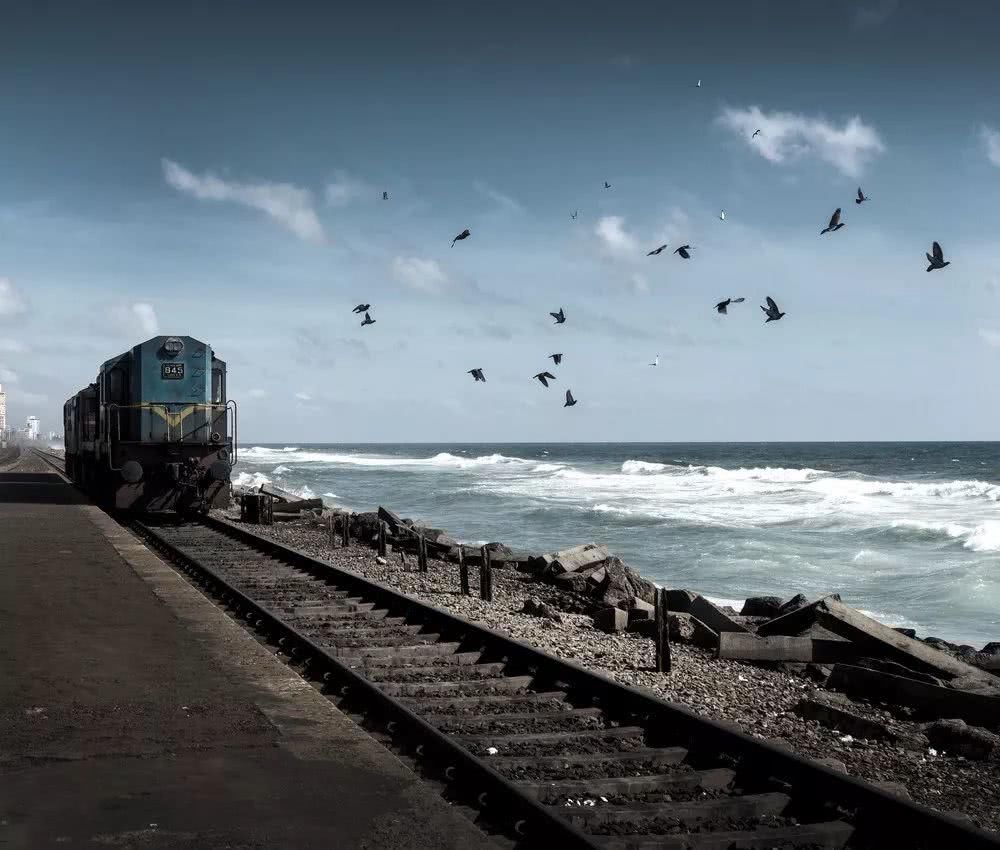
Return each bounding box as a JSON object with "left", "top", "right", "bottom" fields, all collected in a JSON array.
[
  {"left": 552, "top": 571, "right": 591, "bottom": 595},
  {"left": 856, "top": 657, "right": 943, "bottom": 686},
  {"left": 485, "top": 541, "right": 513, "bottom": 557},
  {"left": 740, "top": 596, "right": 784, "bottom": 618},
  {"left": 894, "top": 628, "right": 917, "bottom": 639},
  {"left": 668, "top": 612, "right": 719, "bottom": 649},
  {"left": 520, "top": 597, "right": 563, "bottom": 623},
  {"left": 805, "top": 663, "right": 832, "bottom": 683},
  {"left": 814, "top": 757, "right": 847, "bottom": 774},
  {"left": 629, "top": 597, "right": 655, "bottom": 617},
  {"left": 349, "top": 512, "right": 380, "bottom": 541},
  {"left": 981, "top": 642, "right": 1000, "bottom": 656},
  {"left": 871, "top": 781, "right": 910, "bottom": 799},
  {"left": 377, "top": 505, "right": 403, "bottom": 532},
  {"left": 585, "top": 566, "right": 607, "bottom": 587},
  {"left": 778, "top": 593, "right": 810, "bottom": 615},
  {"left": 666, "top": 589, "right": 697, "bottom": 613},
  {"left": 689, "top": 595, "right": 750, "bottom": 634},
  {"left": 794, "top": 697, "right": 892, "bottom": 740},
  {"left": 922, "top": 719, "right": 1000, "bottom": 761},
  {"left": 593, "top": 606, "right": 628, "bottom": 634},
  {"left": 595, "top": 557, "right": 656, "bottom": 609}
]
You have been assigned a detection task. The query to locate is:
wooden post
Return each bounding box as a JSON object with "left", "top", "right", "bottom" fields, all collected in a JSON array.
[
  {"left": 418, "top": 534, "right": 428, "bottom": 573},
  {"left": 458, "top": 547, "right": 470, "bottom": 596},
  {"left": 655, "top": 587, "right": 671, "bottom": 673},
  {"left": 377, "top": 521, "right": 387, "bottom": 557},
  {"left": 479, "top": 546, "right": 493, "bottom": 602},
  {"left": 342, "top": 513, "right": 351, "bottom": 547},
  {"left": 329, "top": 514, "right": 337, "bottom": 547}
]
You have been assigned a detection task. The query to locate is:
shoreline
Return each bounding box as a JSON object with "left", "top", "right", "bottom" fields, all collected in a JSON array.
[{"left": 216, "top": 495, "right": 1000, "bottom": 832}]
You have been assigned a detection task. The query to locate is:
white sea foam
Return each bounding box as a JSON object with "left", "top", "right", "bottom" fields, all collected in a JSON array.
[
  {"left": 240, "top": 446, "right": 545, "bottom": 470},
  {"left": 233, "top": 471, "right": 271, "bottom": 489},
  {"left": 272, "top": 465, "right": 291, "bottom": 474}
]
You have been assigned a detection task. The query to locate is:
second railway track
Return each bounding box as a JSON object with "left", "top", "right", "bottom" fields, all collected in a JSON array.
[{"left": 128, "top": 512, "right": 999, "bottom": 850}]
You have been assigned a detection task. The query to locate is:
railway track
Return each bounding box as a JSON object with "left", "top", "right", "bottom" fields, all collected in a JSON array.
[{"left": 126, "top": 512, "right": 1000, "bottom": 850}]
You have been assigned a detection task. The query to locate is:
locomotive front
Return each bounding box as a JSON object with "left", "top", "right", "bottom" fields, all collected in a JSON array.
[{"left": 66, "top": 335, "right": 237, "bottom": 512}]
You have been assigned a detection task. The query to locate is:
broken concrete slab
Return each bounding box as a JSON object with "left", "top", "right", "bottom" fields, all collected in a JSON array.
[
  {"left": 794, "top": 698, "right": 892, "bottom": 740},
  {"left": 740, "top": 596, "right": 784, "bottom": 618},
  {"left": 827, "top": 664, "right": 1000, "bottom": 729},
  {"left": 718, "top": 633, "right": 858, "bottom": 664},
  {"left": 856, "top": 657, "right": 943, "bottom": 686},
  {"left": 760, "top": 597, "right": 995, "bottom": 684},
  {"left": 689, "top": 595, "right": 750, "bottom": 635},
  {"left": 377, "top": 505, "right": 404, "bottom": 532},
  {"left": 548, "top": 543, "right": 610, "bottom": 575},
  {"left": 593, "top": 606, "right": 628, "bottom": 634},
  {"left": 669, "top": 612, "right": 719, "bottom": 649},
  {"left": 665, "top": 589, "right": 697, "bottom": 613}
]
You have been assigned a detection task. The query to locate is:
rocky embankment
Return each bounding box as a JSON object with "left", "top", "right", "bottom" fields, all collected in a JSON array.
[{"left": 218, "top": 493, "right": 1000, "bottom": 832}]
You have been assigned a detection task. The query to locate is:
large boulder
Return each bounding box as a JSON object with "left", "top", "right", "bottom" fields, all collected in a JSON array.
[
  {"left": 349, "top": 512, "right": 380, "bottom": 541},
  {"left": 520, "top": 597, "right": 563, "bottom": 623},
  {"left": 596, "top": 557, "right": 657, "bottom": 609},
  {"left": 778, "top": 593, "right": 810, "bottom": 615},
  {"left": 922, "top": 719, "right": 1000, "bottom": 761},
  {"left": 548, "top": 543, "right": 611, "bottom": 575},
  {"left": 741, "top": 596, "right": 784, "bottom": 618}
]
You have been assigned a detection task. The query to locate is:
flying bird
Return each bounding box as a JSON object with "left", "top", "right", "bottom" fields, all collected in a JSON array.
[
  {"left": 761, "top": 296, "right": 785, "bottom": 323},
  {"left": 604, "top": 181, "right": 611, "bottom": 189},
  {"left": 382, "top": 191, "right": 389, "bottom": 201},
  {"left": 820, "top": 208, "right": 845, "bottom": 235},
  {"left": 533, "top": 371, "right": 556, "bottom": 387},
  {"left": 564, "top": 389, "right": 578, "bottom": 407},
  {"left": 752, "top": 129, "right": 761, "bottom": 139},
  {"left": 451, "top": 228, "right": 471, "bottom": 247},
  {"left": 647, "top": 244, "right": 668, "bottom": 256},
  {"left": 855, "top": 187, "right": 869, "bottom": 205},
  {"left": 549, "top": 353, "right": 563, "bottom": 365},
  {"left": 674, "top": 245, "right": 692, "bottom": 259},
  {"left": 720, "top": 210, "right": 726, "bottom": 221},
  {"left": 926, "top": 241, "right": 950, "bottom": 272},
  {"left": 571, "top": 210, "right": 578, "bottom": 220},
  {"left": 352, "top": 303, "right": 370, "bottom": 314},
  {"left": 715, "top": 297, "right": 745, "bottom": 315},
  {"left": 467, "top": 368, "right": 486, "bottom": 382},
  {"left": 696, "top": 79, "right": 701, "bottom": 88},
  {"left": 649, "top": 355, "right": 659, "bottom": 367},
  {"left": 550, "top": 308, "right": 566, "bottom": 324},
  {"left": 360, "top": 311, "right": 376, "bottom": 327}
]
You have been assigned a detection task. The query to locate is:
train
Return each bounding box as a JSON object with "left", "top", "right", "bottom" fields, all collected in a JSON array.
[{"left": 64, "top": 335, "right": 237, "bottom": 512}]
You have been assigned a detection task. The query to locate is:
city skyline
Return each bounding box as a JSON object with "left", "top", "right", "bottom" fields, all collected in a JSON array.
[{"left": 0, "top": 2, "right": 999, "bottom": 441}]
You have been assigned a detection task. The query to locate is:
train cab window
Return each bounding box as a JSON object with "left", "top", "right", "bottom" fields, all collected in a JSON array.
[
  {"left": 108, "top": 368, "right": 126, "bottom": 404},
  {"left": 212, "top": 368, "right": 224, "bottom": 404}
]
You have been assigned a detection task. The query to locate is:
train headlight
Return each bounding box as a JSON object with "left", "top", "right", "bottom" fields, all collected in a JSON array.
[{"left": 164, "top": 337, "right": 184, "bottom": 355}]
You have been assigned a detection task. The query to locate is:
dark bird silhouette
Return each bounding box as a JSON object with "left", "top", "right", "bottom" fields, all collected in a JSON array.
[
  {"left": 360, "top": 311, "right": 376, "bottom": 327},
  {"left": 715, "top": 297, "right": 745, "bottom": 315},
  {"left": 820, "top": 208, "right": 845, "bottom": 234},
  {"left": 604, "top": 181, "right": 611, "bottom": 189},
  {"left": 571, "top": 210, "right": 578, "bottom": 220},
  {"left": 352, "top": 303, "right": 370, "bottom": 314},
  {"left": 451, "top": 228, "right": 471, "bottom": 247},
  {"left": 647, "top": 244, "right": 668, "bottom": 256},
  {"left": 533, "top": 371, "right": 556, "bottom": 387},
  {"left": 564, "top": 389, "right": 577, "bottom": 407},
  {"left": 674, "top": 245, "right": 692, "bottom": 259},
  {"left": 926, "top": 241, "right": 950, "bottom": 272},
  {"left": 467, "top": 368, "right": 486, "bottom": 382},
  {"left": 549, "top": 353, "right": 563, "bottom": 365},
  {"left": 761, "top": 296, "right": 785, "bottom": 323},
  {"left": 550, "top": 308, "right": 566, "bottom": 324},
  {"left": 855, "top": 187, "right": 869, "bottom": 205},
  {"left": 649, "top": 354, "right": 659, "bottom": 367},
  {"left": 752, "top": 128, "right": 761, "bottom": 138},
  {"left": 382, "top": 191, "right": 388, "bottom": 201}
]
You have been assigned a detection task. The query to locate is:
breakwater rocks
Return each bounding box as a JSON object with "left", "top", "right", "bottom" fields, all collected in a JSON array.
[{"left": 220, "top": 492, "right": 1000, "bottom": 831}]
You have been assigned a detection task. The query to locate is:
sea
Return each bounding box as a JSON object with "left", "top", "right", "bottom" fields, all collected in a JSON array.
[{"left": 233, "top": 442, "right": 1000, "bottom": 648}]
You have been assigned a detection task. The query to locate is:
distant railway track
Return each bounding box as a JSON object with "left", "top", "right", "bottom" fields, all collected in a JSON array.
[{"left": 128, "top": 513, "right": 1000, "bottom": 850}]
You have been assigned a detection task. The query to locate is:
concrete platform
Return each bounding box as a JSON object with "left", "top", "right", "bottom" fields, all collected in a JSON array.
[{"left": 0, "top": 467, "right": 495, "bottom": 849}]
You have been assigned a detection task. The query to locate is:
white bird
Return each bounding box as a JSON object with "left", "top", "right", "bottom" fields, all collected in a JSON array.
[
  {"left": 719, "top": 210, "right": 726, "bottom": 221},
  {"left": 649, "top": 355, "right": 659, "bottom": 367},
  {"left": 696, "top": 79, "right": 701, "bottom": 88}
]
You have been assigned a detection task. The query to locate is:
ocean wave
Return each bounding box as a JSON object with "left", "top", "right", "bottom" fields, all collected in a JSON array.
[
  {"left": 964, "top": 521, "right": 1000, "bottom": 552},
  {"left": 233, "top": 471, "right": 271, "bottom": 489},
  {"left": 272, "top": 465, "right": 291, "bottom": 474},
  {"left": 240, "top": 446, "right": 543, "bottom": 470}
]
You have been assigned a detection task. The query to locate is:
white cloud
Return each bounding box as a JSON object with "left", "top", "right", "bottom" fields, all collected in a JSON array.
[
  {"left": 717, "top": 106, "right": 885, "bottom": 177},
  {"left": 979, "top": 329, "right": 1000, "bottom": 348},
  {"left": 294, "top": 391, "right": 312, "bottom": 401},
  {"left": 595, "top": 216, "right": 639, "bottom": 259},
  {"left": 854, "top": 0, "right": 898, "bottom": 28},
  {"left": 629, "top": 273, "right": 650, "bottom": 294},
  {"left": 248, "top": 388, "right": 267, "bottom": 399},
  {"left": 980, "top": 126, "right": 1000, "bottom": 168},
  {"left": 162, "top": 158, "right": 325, "bottom": 243},
  {"left": 0, "top": 277, "right": 28, "bottom": 319},
  {"left": 474, "top": 180, "right": 522, "bottom": 212},
  {"left": 109, "top": 302, "right": 159, "bottom": 336},
  {"left": 325, "top": 171, "right": 376, "bottom": 207},
  {"left": 0, "top": 339, "right": 26, "bottom": 353},
  {"left": 391, "top": 256, "right": 449, "bottom": 294},
  {"left": 0, "top": 366, "right": 18, "bottom": 383}
]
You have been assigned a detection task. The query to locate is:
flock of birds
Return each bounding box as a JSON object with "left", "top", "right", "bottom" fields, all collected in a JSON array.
[{"left": 353, "top": 123, "right": 953, "bottom": 410}]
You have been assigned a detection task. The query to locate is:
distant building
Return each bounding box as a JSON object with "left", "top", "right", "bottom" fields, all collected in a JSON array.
[
  {"left": 26, "top": 416, "right": 40, "bottom": 441},
  {"left": 0, "top": 383, "right": 6, "bottom": 435}
]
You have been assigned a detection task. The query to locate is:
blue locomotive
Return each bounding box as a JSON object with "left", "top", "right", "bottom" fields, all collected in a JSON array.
[{"left": 64, "top": 335, "right": 237, "bottom": 512}]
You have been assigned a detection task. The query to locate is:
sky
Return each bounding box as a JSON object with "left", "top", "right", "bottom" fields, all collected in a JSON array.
[{"left": 1, "top": 0, "right": 999, "bottom": 442}]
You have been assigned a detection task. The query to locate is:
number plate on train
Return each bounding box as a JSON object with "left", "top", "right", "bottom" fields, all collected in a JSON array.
[{"left": 161, "top": 363, "right": 185, "bottom": 379}]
